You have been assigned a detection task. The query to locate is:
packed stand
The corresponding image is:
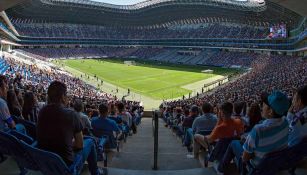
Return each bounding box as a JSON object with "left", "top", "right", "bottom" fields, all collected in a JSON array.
[
  {"left": 165, "top": 55, "right": 306, "bottom": 106},
  {"left": 0, "top": 55, "right": 143, "bottom": 175},
  {"left": 11, "top": 19, "right": 269, "bottom": 40},
  {"left": 16, "top": 47, "right": 139, "bottom": 61},
  {"left": 17, "top": 47, "right": 260, "bottom": 68},
  {"left": 203, "top": 51, "right": 259, "bottom": 68},
  {"left": 162, "top": 88, "right": 307, "bottom": 174},
  {"left": 161, "top": 54, "right": 307, "bottom": 174}
]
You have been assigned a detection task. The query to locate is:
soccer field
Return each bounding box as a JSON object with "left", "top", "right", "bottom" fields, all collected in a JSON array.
[{"left": 58, "top": 59, "right": 236, "bottom": 100}]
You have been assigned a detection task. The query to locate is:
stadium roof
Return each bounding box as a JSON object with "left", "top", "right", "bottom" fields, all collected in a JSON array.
[
  {"left": 92, "top": 1, "right": 146, "bottom": 5},
  {"left": 1, "top": 0, "right": 306, "bottom": 17},
  {"left": 5, "top": 0, "right": 303, "bottom": 28},
  {"left": 44, "top": 0, "right": 266, "bottom": 11},
  {"left": 269, "top": 0, "right": 307, "bottom": 17},
  {"left": 0, "top": 0, "right": 26, "bottom": 12}
]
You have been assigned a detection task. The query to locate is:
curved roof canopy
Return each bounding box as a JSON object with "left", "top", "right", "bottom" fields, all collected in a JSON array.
[
  {"left": 5, "top": 0, "right": 302, "bottom": 28},
  {"left": 46, "top": 0, "right": 266, "bottom": 11},
  {"left": 0, "top": 0, "right": 26, "bottom": 12}
]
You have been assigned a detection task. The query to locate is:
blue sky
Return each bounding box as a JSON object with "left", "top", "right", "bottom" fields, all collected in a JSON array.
[{"left": 91, "top": 0, "right": 146, "bottom": 5}]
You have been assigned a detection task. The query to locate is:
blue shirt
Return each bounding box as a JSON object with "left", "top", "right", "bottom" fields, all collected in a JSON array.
[
  {"left": 0, "top": 97, "right": 11, "bottom": 131},
  {"left": 192, "top": 113, "right": 217, "bottom": 133},
  {"left": 287, "top": 107, "right": 307, "bottom": 146},
  {"left": 243, "top": 118, "right": 289, "bottom": 166},
  {"left": 91, "top": 116, "right": 120, "bottom": 137}
]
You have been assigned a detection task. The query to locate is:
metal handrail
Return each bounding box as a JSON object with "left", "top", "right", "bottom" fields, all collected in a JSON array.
[{"left": 152, "top": 110, "right": 159, "bottom": 170}]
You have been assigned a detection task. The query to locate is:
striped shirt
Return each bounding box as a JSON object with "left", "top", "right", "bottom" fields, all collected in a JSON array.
[
  {"left": 287, "top": 107, "right": 307, "bottom": 146},
  {"left": 243, "top": 118, "right": 289, "bottom": 166}
]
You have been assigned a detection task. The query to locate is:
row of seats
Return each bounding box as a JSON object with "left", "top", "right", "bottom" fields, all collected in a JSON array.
[
  {"left": 12, "top": 21, "right": 269, "bottom": 39},
  {"left": 17, "top": 48, "right": 260, "bottom": 68},
  {"left": 162, "top": 107, "right": 307, "bottom": 175},
  {"left": 0, "top": 55, "right": 143, "bottom": 174},
  {"left": 0, "top": 129, "right": 107, "bottom": 175}
]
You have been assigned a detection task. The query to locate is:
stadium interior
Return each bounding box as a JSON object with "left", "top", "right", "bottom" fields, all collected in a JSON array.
[{"left": 0, "top": 0, "right": 306, "bottom": 175}]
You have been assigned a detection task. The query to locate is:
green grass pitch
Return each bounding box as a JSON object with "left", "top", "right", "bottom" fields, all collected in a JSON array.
[{"left": 59, "top": 59, "right": 237, "bottom": 100}]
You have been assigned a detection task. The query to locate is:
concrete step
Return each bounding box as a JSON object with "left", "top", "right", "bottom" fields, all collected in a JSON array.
[{"left": 106, "top": 167, "right": 216, "bottom": 175}]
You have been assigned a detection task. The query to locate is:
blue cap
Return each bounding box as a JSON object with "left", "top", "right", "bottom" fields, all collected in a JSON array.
[{"left": 267, "top": 91, "right": 290, "bottom": 116}]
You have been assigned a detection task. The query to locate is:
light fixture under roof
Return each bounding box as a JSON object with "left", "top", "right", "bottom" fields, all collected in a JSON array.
[{"left": 89, "top": 0, "right": 146, "bottom": 5}]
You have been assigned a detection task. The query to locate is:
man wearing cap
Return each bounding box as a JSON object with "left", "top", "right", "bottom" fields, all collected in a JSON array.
[
  {"left": 216, "top": 91, "right": 290, "bottom": 174},
  {"left": 287, "top": 85, "right": 307, "bottom": 147}
]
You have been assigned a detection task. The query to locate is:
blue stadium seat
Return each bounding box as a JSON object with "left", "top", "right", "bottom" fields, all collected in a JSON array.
[
  {"left": 97, "top": 136, "right": 109, "bottom": 167},
  {"left": 20, "top": 140, "right": 83, "bottom": 175},
  {"left": 9, "top": 130, "right": 35, "bottom": 145},
  {"left": 92, "top": 129, "right": 120, "bottom": 152},
  {"left": 205, "top": 137, "right": 240, "bottom": 167},
  {"left": 134, "top": 116, "right": 142, "bottom": 126},
  {"left": 244, "top": 137, "right": 307, "bottom": 175},
  {"left": 12, "top": 116, "right": 37, "bottom": 140},
  {"left": 118, "top": 124, "right": 129, "bottom": 143},
  {"left": 0, "top": 131, "right": 39, "bottom": 175},
  {"left": 83, "top": 135, "right": 108, "bottom": 165}
]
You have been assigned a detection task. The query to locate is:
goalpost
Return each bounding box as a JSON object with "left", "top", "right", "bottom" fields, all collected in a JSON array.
[{"left": 124, "top": 60, "right": 136, "bottom": 66}]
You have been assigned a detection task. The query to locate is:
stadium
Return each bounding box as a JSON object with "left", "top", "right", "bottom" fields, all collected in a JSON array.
[{"left": 0, "top": 0, "right": 306, "bottom": 175}]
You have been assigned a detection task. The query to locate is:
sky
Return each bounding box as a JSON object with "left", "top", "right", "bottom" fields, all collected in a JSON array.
[{"left": 91, "top": 0, "right": 146, "bottom": 5}]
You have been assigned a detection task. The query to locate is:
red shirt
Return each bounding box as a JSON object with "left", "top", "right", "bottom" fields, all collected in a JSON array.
[{"left": 209, "top": 118, "right": 244, "bottom": 141}]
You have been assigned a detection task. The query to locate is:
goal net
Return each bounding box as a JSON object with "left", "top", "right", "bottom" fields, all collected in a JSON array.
[{"left": 124, "top": 61, "right": 136, "bottom": 66}]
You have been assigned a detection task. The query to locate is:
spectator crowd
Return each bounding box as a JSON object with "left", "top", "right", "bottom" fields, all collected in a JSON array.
[
  {"left": 161, "top": 54, "right": 307, "bottom": 174},
  {"left": 0, "top": 55, "right": 143, "bottom": 175},
  {"left": 12, "top": 20, "right": 269, "bottom": 40},
  {"left": 0, "top": 51, "right": 306, "bottom": 174}
]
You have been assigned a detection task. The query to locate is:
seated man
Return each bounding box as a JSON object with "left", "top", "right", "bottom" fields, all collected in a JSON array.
[
  {"left": 288, "top": 85, "right": 307, "bottom": 146},
  {"left": 182, "top": 105, "right": 200, "bottom": 148},
  {"left": 37, "top": 81, "right": 103, "bottom": 175},
  {"left": 182, "top": 105, "right": 199, "bottom": 129},
  {"left": 217, "top": 91, "right": 290, "bottom": 174},
  {"left": 232, "top": 102, "right": 245, "bottom": 119},
  {"left": 163, "top": 107, "right": 173, "bottom": 127},
  {"left": 116, "top": 102, "right": 132, "bottom": 130},
  {"left": 192, "top": 102, "right": 217, "bottom": 134},
  {"left": 171, "top": 108, "right": 184, "bottom": 134},
  {"left": 92, "top": 103, "right": 122, "bottom": 149},
  {"left": 73, "top": 99, "right": 92, "bottom": 135},
  {"left": 194, "top": 102, "right": 244, "bottom": 159},
  {"left": 108, "top": 103, "right": 122, "bottom": 124}
]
